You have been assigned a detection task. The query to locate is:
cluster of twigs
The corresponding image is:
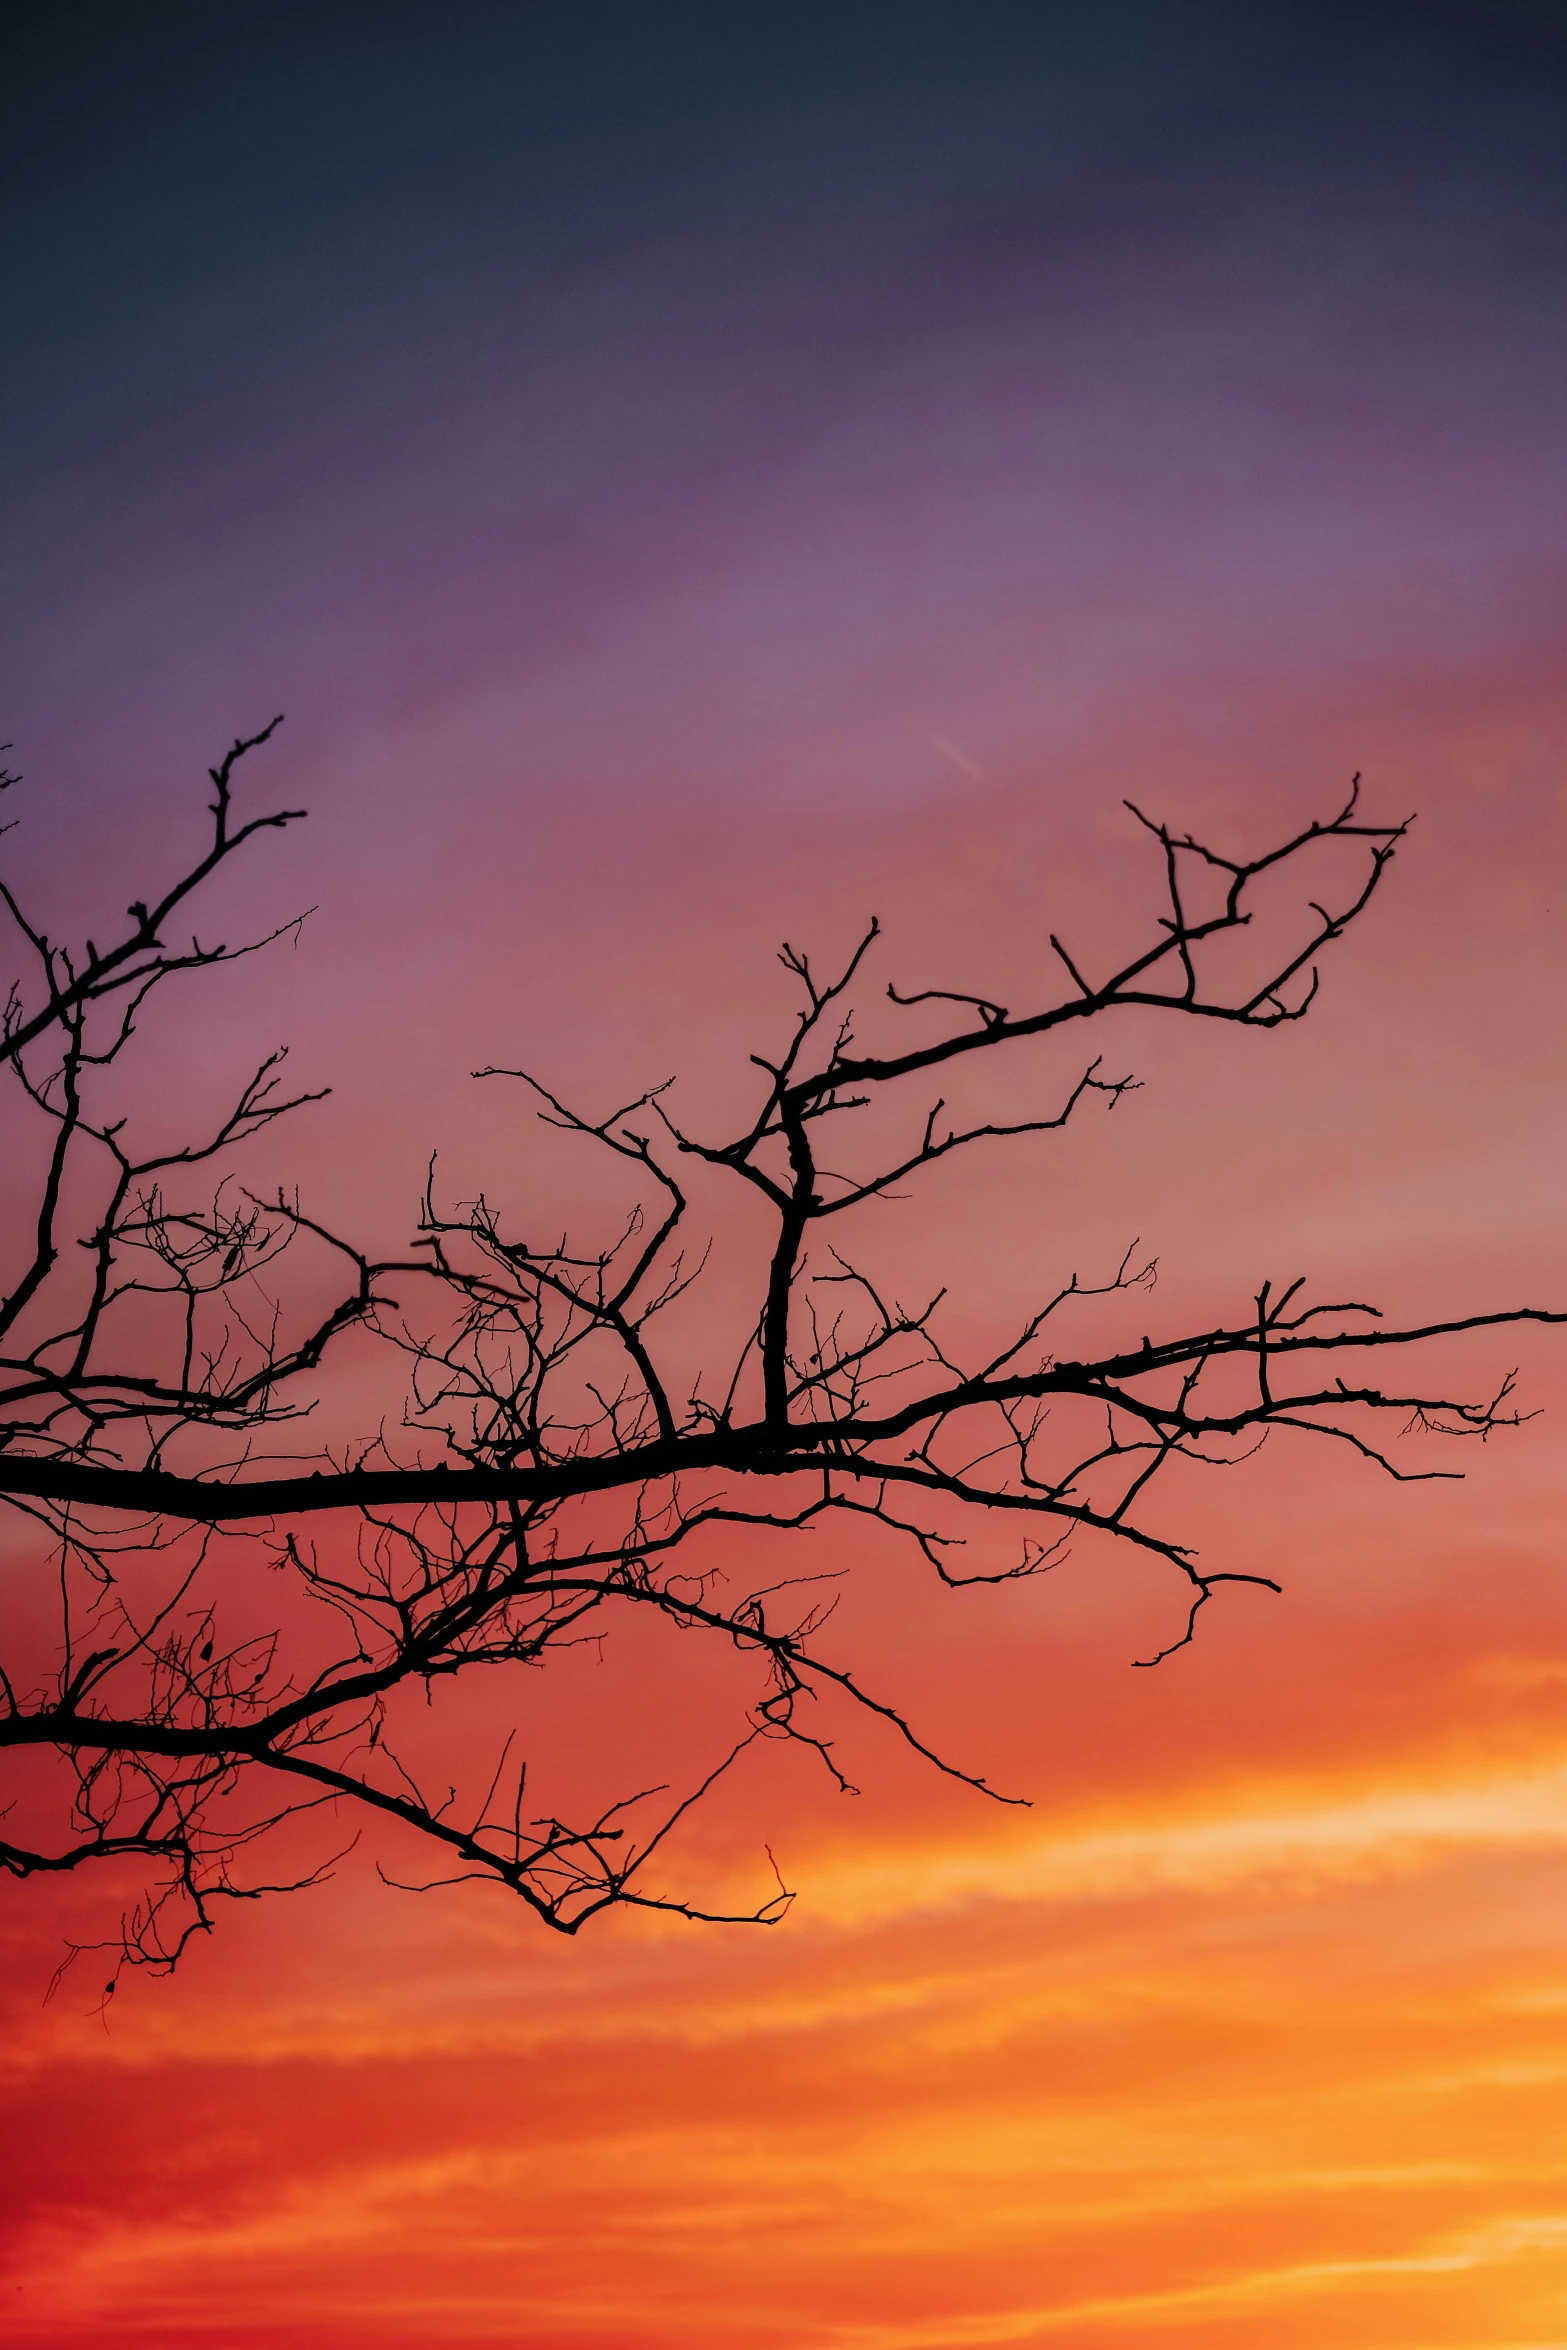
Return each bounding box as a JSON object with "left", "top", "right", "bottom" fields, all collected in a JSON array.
[{"left": 0, "top": 724, "right": 1556, "bottom": 1990}]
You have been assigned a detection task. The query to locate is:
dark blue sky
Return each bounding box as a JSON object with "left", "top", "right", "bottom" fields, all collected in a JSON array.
[{"left": 2, "top": 2, "right": 1563, "bottom": 867}]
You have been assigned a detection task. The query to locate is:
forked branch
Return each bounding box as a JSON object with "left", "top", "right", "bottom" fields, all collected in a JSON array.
[{"left": 1, "top": 738, "right": 1556, "bottom": 1987}]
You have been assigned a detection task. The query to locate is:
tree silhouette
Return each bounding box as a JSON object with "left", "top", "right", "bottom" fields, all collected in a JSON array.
[{"left": 1, "top": 724, "right": 1557, "bottom": 1989}]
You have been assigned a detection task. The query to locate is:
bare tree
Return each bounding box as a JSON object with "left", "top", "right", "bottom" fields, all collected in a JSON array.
[{"left": 0, "top": 724, "right": 1557, "bottom": 1990}]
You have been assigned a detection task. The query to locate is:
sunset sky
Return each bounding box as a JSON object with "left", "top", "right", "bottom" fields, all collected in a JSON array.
[{"left": 3, "top": 4, "right": 1567, "bottom": 2345}]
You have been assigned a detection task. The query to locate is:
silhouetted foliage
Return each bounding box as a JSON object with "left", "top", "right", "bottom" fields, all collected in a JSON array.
[{"left": 1, "top": 724, "right": 1557, "bottom": 1990}]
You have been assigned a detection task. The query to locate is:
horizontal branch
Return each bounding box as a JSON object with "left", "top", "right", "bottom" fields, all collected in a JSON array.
[{"left": 0, "top": 1301, "right": 1558, "bottom": 1521}]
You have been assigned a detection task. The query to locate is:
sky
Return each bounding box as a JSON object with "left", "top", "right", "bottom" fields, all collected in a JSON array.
[{"left": 2, "top": 2, "right": 1567, "bottom": 2344}]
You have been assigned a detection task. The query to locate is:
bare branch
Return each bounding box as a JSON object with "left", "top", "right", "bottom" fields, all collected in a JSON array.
[{"left": 1, "top": 749, "right": 1555, "bottom": 1977}]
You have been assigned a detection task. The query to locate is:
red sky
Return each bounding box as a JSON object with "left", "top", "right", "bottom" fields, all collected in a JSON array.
[{"left": 3, "top": 6, "right": 1567, "bottom": 2344}]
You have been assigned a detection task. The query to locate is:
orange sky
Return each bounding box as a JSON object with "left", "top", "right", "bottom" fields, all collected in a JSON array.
[
  {"left": 4, "top": 653, "right": 1566, "bottom": 2349},
  {"left": 5, "top": 8, "right": 1567, "bottom": 2344}
]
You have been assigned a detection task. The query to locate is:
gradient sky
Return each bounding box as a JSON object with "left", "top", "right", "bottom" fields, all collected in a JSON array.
[{"left": 3, "top": 4, "right": 1567, "bottom": 2345}]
